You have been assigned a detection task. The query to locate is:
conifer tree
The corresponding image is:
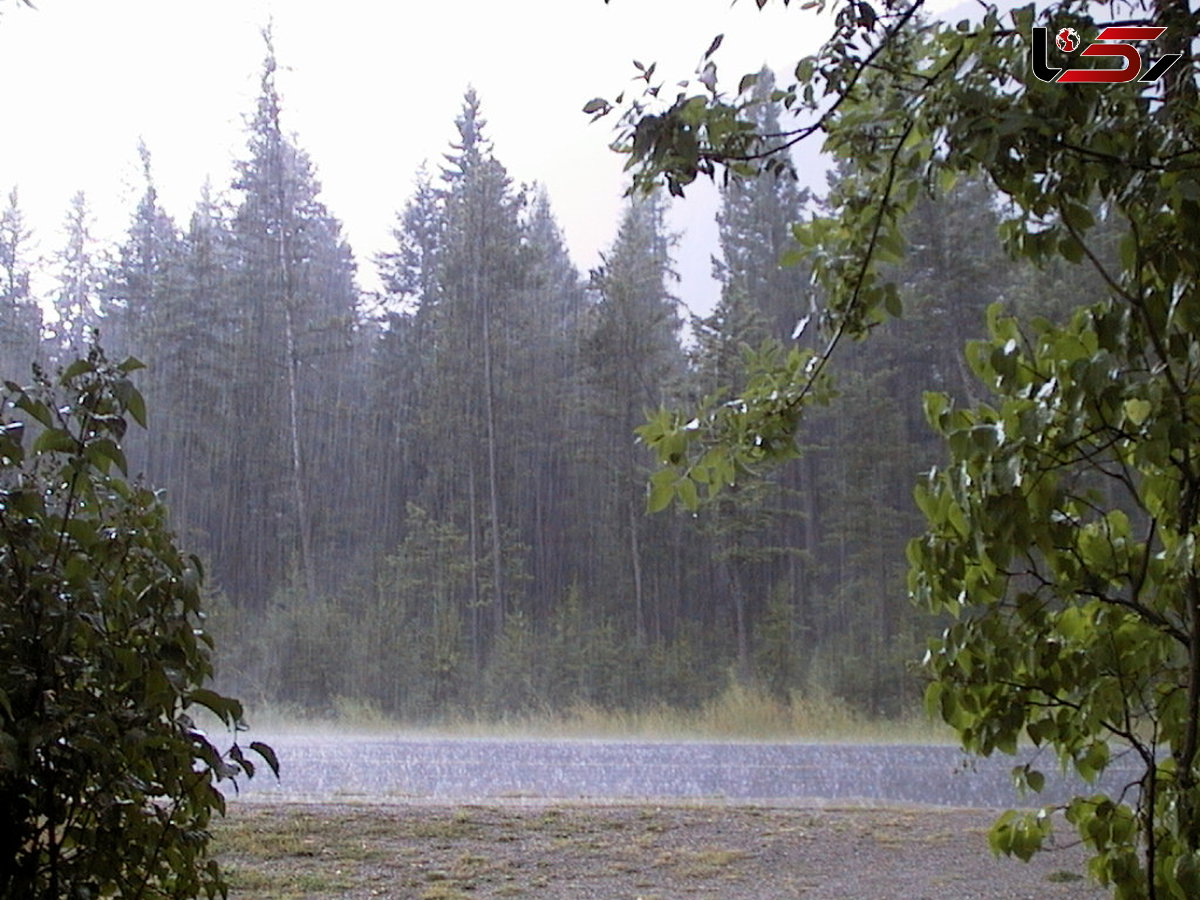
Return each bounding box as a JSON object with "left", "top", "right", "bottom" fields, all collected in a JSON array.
[
  {"left": 585, "top": 194, "right": 684, "bottom": 643},
  {"left": 223, "top": 34, "right": 359, "bottom": 610},
  {"left": 100, "top": 143, "right": 184, "bottom": 482},
  {"left": 0, "top": 188, "right": 40, "bottom": 379},
  {"left": 435, "top": 88, "right": 526, "bottom": 639},
  {"left": 507, "top": 187, "right": 588, "bottom": 617},
  {"left": 50, "top": 191, "right": 99, "bottom": 354}
]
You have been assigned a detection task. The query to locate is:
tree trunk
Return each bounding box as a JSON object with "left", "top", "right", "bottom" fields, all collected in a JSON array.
[
  {"left": 481, "top": 279, "right": 506, "bottom": 636},
  {"left": 282, "top": 302, "right": 315, "bottom": 604},
  {"left": 721, "top": 548, "right": 751, "bottom": 681},
  {"left": 468, "top": 462, "right": 483, "bottom": 671},
  {"left": 627, "top": 489, "right": 646, "bottom": 645}
]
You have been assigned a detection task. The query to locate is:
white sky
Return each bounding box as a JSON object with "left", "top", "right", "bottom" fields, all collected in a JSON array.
[{"left": 0, "top": 0, "right": 974, "bottom": 314}]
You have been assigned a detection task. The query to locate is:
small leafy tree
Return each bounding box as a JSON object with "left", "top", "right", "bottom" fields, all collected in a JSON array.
[
  {"left": 0, "top": 348, "right": 276, "bottom": 899},
  {"left": 598, "top": 0, "right": 1200, "bottom": 896}
]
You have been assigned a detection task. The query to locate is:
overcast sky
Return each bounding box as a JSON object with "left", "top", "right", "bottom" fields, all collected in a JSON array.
[{"left": 0, "top": 0, "right": 968, "bottom": 315}]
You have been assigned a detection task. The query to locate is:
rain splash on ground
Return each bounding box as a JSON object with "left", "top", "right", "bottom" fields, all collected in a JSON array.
[{"left": 227, "top": 735, "right": 1139, "bottom": 808}]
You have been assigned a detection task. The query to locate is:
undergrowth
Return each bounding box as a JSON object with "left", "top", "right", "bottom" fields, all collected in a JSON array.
[{"left": 237, "top": 682, "right": 951, "bottom": 743}]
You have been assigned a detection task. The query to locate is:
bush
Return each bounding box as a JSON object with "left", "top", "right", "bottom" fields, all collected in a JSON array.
[{"left": 0, "top": 350, "right": 274, "bottom": 899}]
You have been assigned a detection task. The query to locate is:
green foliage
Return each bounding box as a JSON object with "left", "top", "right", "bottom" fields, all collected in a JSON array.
[
  {"left": 914, "top": 295, "right": 1200, "bottom": 897},
  {"left": 604, "top": 0, "right": 1200, "bottom": 895},
  {"left": 0, "top": 349, "right": 275, "bottom": 899},
  {"left": 752, "top": 594, "right": 800, "bottom": 703}
]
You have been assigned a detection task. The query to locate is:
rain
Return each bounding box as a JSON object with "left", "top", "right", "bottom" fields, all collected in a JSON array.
[
  {"left": 235, "top": 734, "right": 1142, "bottom": 810},
  {"left": 0, "top": 0, "right": 1189, "bottom": 898}
]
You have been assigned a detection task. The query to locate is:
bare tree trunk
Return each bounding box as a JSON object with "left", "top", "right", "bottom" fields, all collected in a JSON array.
[
  {"left": 801, "top": 453, "right": 818, "bottom": 636},
  {"left": 282, "top": 302, "right": 315, "bottom": 604},
  {"left": 468, "top": 463, "right": 482, "bottom": 671},
  {"left": 627, "top": 490, "right": 646, "bottom": 645},
  {"left": 720, "top": 549, "right": 751, "bottom": 680},
  {"left": 481, "top": 281, "right": 505, "bottom": 635}
]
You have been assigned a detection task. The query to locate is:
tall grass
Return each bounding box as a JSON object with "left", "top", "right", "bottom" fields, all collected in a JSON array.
[{"left": 240, "top": 683, "right": 952, "bottom": 744}]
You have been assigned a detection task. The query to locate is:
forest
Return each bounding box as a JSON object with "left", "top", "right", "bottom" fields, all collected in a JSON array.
[
  {"left": 8, "top": 0, "right": 1200, "bottom": 892},
  {"left": 0, "top": 48, "right": 1101, "bottom": 725}
]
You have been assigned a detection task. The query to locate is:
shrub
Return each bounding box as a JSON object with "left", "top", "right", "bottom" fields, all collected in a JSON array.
[{"left": 0, "top": 350, "right": 274, "bottom": 899}]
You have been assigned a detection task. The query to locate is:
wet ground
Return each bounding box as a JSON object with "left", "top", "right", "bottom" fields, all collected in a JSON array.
[
  {"left": 215, "top": 801, "right": 1110, "bottom": 899},
  {"left": 229, "top": 735, "right": 1140, "bottom": 808}
]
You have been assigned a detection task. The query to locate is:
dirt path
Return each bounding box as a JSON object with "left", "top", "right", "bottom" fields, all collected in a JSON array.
[{"left": 214, "top": 801, "right": 1109, "bottom": 899}]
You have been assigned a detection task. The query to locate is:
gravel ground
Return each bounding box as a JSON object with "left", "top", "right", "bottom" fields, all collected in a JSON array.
[{"left": 214, "top": 800, "right": 1111, "bottom": 899}]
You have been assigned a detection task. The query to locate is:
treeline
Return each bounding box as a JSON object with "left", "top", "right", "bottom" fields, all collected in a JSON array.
[{"left": 0, "top": 54, "right": 1089, "bottom": 721}]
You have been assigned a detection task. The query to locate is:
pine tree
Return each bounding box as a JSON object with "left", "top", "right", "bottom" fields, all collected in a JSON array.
[
  {"left": 373, "top": 96, "right": 591, "bottom": 683},
  {"left": 50, "top": 191, "right": 99, "bottom": 355},
  {"left": 223, "top": 34, "right": 359, "bottom": 611},
  {"left": 584, "top": 193, "right": 685, "bottom": 644},
  {"left": 0, "top": 188, "right": 41, "bottom": 381},
  {"left": 689, "top": 291, "right": 779, "bottom": 678},
  {"left": 100, "top": 143, "right": 184, "bottom": 482},
  {"left": 714, "top": 70, "right": 813, "bottom": 344},
  {"left": 165, "top": 184, "right": 237, "bottom": 535},
  {"left": 370, "top": 169, "right": 444, "bottom": 550},
  {"left": 507, "top": 186, "right": 588, "bottom": 617},
  {"left": 435, "top": 88, "right": 526, "bottom": 640},
  {"left": 702, "top": 76, "right": 816, "bottom": 683}
]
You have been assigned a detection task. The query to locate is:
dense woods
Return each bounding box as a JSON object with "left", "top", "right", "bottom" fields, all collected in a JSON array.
[{"left": 0, "top": 50, "right": 1085, "bottom": 722}]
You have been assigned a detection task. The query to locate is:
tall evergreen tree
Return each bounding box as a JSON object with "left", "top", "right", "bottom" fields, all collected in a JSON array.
[
  {"left": 714, "top": 70, "right": 813, "bottom": 345},
  {"left": 167, "top": 185, "right": 237, "bottom": 535},
  {"left": 516, "top": 187, "right": 588, "bottom": 615},
  {"left": 371, "top": 168, "right": 444, "bottom": 550},
  {"left": 701, "top": 76, "right": 816, "bottom": 682},
  {"left": 374, "top": 96, "right": 590, "bottom": 683},
  {"left": 0, "top": 188, "right": 41, "bottom": 380},
  {"left": 435, "top": 88, "right": 525, "bottom": 639},
  {"left": 584, "top": 193, "right": 684, "bottom": 643},
  {"left": 50, "top": 191, "right": 99, "bottom": 354},
  {"left": 100, "top": 143, "right": 184, "bottom": 482},
  {"left": 689, "top": 292, "right": 780, "bottom": 677},
  {"left": 221, "top": 34, "right": 359, "bottom": 609}
]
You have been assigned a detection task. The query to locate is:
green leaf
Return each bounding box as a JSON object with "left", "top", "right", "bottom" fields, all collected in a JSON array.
[
  {"left": 61, "top": 358, "right": 96, "bottom": 380},
  {"left": 1123, "top": 398, "right": 1151, "bottom": 427},
  {"left": 186, "top": 688, "right": 239, "bottom": 724},
  {"left": 923, "top": 681, "right": 944, "bottom": 720},
  {"left": 115, "top": 378, "right": 148, "bottom": 428},
  {"left": 922, "top": 391, "right": 949, "bottom": 428},
  {"left": 676, "top": 476, "right": 699, "bottom": 510},
  {"left": 117, "top": 356, "right": 147, "bottom": 373},
  {"left": 1011, "top": 3, "right": 1035, "bottom": 31},
  {"left": 1060, "top": 203, "right": 1095, "bottom": 233},
  {"left": 85, "top": 438, "right": 129, "bottom": 475},
  {"left": 33, "top": 427, "right": 78, "bottom": 455},
  {"left": 13, "top": 393, "right": 53, "bottom": 428},
  {"left": 647, "top": 468, "right": 677, "bottom": 513},
  {"left": 1058, "top": 235, "right": 1084, "bottom": 264},
  {"left": 884, "top": 289, "right": 902, "bottom": 318},
  {"left": 250, "top": 741, "right": 281, "bottom": 779}
]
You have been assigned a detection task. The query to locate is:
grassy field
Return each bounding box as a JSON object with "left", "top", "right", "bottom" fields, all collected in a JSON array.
[
  {"left": 211, "top": 800, "right": 1105, "bottom": 899},
  {"left": 237, "top": 684, "right": 953, "bottom": 744}
]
